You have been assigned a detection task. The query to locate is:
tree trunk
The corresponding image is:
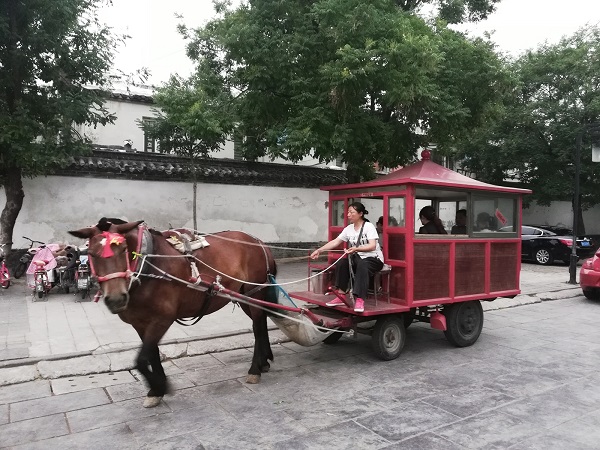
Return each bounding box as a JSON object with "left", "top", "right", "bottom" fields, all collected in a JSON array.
[{"left": 0, "top": 166, "right": 25, "bottom": 253}]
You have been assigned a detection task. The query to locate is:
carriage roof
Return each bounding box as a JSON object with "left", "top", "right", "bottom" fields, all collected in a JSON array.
[{"left": 321, "top": 152, "right": 532, "bottom": 196}]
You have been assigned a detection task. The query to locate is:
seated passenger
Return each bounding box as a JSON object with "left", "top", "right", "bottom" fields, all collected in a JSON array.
[
  {"left": 376, "top": 216, "right": 384, "bottom": 245},
  {"left": 475, "top": 212, "right": 495, "bottom": 231},
  {"left": 451, "top": 209, "right": 467, "bottom": 234},
  {"left": 418, "top": 206, "right": 447, "bottom": 234}
]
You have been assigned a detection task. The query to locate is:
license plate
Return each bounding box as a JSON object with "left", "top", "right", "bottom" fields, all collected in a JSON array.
[
  {"left": 78, "top": 279, "right": 88, "bottom": 289},
  {"left": 581, "top": 241, "right": 590, "bottom": 247}
]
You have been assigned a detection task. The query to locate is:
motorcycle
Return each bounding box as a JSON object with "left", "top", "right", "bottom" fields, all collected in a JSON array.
[
  {"left": 0, "top": 244, "right": 11, "bottom": 289},
  {"left": 75, "top": 250, "right": 92, "bottom": 300},
  {"left": 27, "top": 246, "right": 57, "bottom": 300},
  {"left": 13, "top": 236, "right": 45, "bottom": 279}
]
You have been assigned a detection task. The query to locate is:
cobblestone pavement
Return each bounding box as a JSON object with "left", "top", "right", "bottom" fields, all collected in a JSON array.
[{"left": 2, "top": 292, "right": 600, "bottom": 448}]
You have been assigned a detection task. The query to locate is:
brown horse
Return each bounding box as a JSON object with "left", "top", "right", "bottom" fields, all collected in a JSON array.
[{"left": 69, "top": 218, "right": 278, "bottom": 408}]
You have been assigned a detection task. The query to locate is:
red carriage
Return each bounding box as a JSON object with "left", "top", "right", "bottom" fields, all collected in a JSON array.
[{"left": 286, "top": 151, "right": 532, "bottom": 359}]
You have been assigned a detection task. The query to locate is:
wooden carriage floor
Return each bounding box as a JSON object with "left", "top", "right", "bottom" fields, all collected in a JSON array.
[{"left": 289, "top": 291, "right": 409, "bottom": 316}]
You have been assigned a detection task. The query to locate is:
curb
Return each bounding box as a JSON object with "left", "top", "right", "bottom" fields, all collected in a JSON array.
[{"left": 0, "top": 327, "right": 291, "bottom": 387}]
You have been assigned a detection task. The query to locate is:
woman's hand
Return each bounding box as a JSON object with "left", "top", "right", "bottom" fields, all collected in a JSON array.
[
  {"left": 310, "top": 249, "right": 320, "bottom": 259},
  {"left": 345, "top": 247, "right": 358, "bottom": 254}
]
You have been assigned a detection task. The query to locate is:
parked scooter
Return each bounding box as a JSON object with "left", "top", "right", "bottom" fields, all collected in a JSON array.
[
  {"left": 13, "top": 237, "right": 46, "bottom": 279},
  {"left": 75, "top": 248, "right": 91, "bottom": 300},
  {"left": 27, "top": 246, "right": 57, "bottom": 300}
]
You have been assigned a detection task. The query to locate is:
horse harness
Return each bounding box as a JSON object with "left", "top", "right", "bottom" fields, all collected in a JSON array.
[{"left": 91, "top": 224, "right": 273, "bottom": 325}]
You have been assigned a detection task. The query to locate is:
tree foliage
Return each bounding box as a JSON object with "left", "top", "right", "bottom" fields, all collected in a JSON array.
[
  {"left": 173, "top": 0, "right": 507, "bottom": 182},
  {"left": 454, "top": 26, "right": 600, "bottom": 230},
  {"left": 0, "top": 0, "right": 121, "bottom": 248}
]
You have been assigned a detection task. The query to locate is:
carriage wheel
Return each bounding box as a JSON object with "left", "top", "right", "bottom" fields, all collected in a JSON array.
[
  {"left": 322, "top": 329, "right": 343, "bottom": 345},
  {"left": 443, "top": 301, "right": 484, "bottom": 347},
  {"left": 371, "top": 315, "right": 406, "bottom": 361}
]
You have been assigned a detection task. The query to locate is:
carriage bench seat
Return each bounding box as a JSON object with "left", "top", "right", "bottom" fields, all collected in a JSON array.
[{"left": 371, "top": 264, "right": 392, "bottom": 304}]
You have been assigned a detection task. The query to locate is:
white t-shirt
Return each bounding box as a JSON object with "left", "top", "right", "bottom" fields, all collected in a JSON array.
[{"left": 337, "top": 221, "right": 384, "bottom": 262}]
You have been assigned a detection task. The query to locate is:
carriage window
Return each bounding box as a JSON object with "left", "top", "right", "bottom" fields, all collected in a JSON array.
[
  {"left": 331, "top": 200, "right": 345, "bottom": 227},
  {"left": 472, "top": 196, "right": 517, "bottom": 236},
  {"left": 388, "top": 197, "right": 405, "bottom": 227}
]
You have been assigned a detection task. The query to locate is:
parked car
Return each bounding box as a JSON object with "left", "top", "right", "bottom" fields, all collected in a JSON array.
[
  {"left": 500, "top": 225, "right": 595, "bottom": 265},
  {"left": 580, "top": 251, "right": 600, "bottom": 299}
]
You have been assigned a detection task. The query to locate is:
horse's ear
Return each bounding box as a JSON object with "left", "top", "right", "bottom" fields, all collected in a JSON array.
[
  {"left": 114, "top": 220, "right": 144, "bottom": 235},
  {"left": 68, "top": 227, "right": 98, "bottom": 240}
]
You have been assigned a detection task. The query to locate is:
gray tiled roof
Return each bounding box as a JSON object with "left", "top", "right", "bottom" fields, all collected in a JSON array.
[{"left": 56, "top": 148, "right": 347, "bottom": 188}]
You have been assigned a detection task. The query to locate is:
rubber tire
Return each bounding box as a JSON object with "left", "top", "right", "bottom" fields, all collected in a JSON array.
[
  {"left": 322, "top": 330, "right": 343, "bottom": 345},
  {"left": 13, "top": 263, "right": 26, "bottom": 279},
  {"left": 37, "top": 290, "right": 44, "bottom": 299},
  {"left": 535, "top": 248, "right": 553, "bottom": 265},
  {"left": 0, "top": 272, "right": 10, "bottom": 289},
  {"left": 371, "top": 315, "right": 406, "bottom": 361},
  {"left": 81, "top": 289, "right": 88, "bottom": 300},
  {"left": 583, "top": 288, "right": 600, "bottom": 300},
  {"left": 443, "top": 301, "right": 484, "bottom": 347},
  {"left": 64, "top": 285, "right": 69, "bottom": 294}
]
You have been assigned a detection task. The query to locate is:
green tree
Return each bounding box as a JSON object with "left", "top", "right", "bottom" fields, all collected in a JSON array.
[
  {"left": 0, "top": 0, "right": 121, "bottom": 250},
  {"left": 455, "top": 26, "right": 600, "bottom": 234},
  {"left": 177, "top": 0, "right": 507, "bottom": 182},
  {"left": 140, "top": 71, "right": 235, "bottom": 231}
]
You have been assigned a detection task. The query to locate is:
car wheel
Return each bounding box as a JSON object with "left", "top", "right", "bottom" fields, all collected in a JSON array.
[
  {"left": 535, "top": 248, "right": 553, "bottom": 265},
  {"left": 583, "top": 288, "right": 600, "bottom": 300}
]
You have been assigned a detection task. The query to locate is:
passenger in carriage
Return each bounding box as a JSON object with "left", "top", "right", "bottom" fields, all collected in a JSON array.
[
  {"left": 310, "top": 202, "right": 384, "bottom": 313},
  {"left": 475, "top": 212, "right": 496, "bottom": 231},
  {"left": 418, "top": 206, "right": 447, "bottom": 234},
  {"left": 451, "top": 209, "right": 468, "bottom": 234}
]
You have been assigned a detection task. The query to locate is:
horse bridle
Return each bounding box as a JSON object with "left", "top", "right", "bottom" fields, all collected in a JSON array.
[{"left": 88, "top": 232, "right": 133, "bottom": 283}]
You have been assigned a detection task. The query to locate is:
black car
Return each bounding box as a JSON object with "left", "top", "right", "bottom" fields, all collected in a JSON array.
[{"left": 500, "top": 225, "right": 595, "bottom": 265}]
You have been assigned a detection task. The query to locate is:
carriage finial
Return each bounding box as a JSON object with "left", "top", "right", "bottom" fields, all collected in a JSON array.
[{"left": 421, "top": 149, "right": 431, "bottom": 160}]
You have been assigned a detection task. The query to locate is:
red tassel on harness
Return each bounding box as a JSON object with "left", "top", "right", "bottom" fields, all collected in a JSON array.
[{"left": 100, "top": 232, "right": 125, "bottom": 258}]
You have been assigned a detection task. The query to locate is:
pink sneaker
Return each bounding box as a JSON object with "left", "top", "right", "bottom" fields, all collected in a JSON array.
[
  {"left": 354, "top": 297, "right": 365, "bottom": 313},
  {"left": 326, "top": 297, "right": 346, "bottom": 307}
]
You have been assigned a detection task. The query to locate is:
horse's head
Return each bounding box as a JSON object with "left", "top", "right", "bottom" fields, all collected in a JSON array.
[{"left": 69, "top": 218, "right": 143, "bottom": 313}]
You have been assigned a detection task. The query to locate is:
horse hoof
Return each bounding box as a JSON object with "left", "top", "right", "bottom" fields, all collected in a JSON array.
[
  {"left": 246, "top": 374, "right": 261, "bottom": 384},
  {"left": 143, "top": 396, "right": 163, "bottom": 408}
]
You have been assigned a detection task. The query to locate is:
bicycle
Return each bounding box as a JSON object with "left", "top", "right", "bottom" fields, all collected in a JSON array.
[
  {"left": 13, "top": 236, "right": 45, "bottom": 279},
  {"left": 0, "top": 244, "right": 11, "bottom": 289}
]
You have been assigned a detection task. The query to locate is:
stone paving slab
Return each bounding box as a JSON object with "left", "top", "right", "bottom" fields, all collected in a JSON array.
[{"left": 1, "top": 294, "right": 600, "bottom": 448}]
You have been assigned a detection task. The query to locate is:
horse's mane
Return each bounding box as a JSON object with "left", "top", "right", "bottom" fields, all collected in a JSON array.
[{"left": 97, "top": 217, "right": 130, "bottom": 231}]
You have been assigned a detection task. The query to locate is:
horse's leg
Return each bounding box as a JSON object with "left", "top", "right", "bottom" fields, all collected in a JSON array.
[
  {"left": 134, "top": 323, "right": 172, "bottom": 408},
  {"left": 246, "top": 311, "right": 273, "bottom": 384}
]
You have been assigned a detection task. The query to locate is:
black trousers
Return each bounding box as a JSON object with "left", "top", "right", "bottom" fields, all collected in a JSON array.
[{"left": 335, "top": 255, "right": 384, "bottom": 300}]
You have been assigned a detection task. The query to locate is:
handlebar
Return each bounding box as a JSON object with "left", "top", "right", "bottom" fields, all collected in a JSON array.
[{"left": 22, "top": 236, "right": 45, "bottom": 249}]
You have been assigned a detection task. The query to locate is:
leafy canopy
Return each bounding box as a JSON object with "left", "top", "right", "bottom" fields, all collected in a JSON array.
[
  {"left": 0, "top": 0, "right": 121, "bottom": 177},
  {"left": 171, "top": 0, "right": 507, "bottom": 181},
  {"left": 455, "top": 25, "right": 600, "bottom": 210}
]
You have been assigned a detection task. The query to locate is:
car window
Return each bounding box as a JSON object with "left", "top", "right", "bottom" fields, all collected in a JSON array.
[
  {"left": 533, "top": 229, "right": 543, "bottom": 236},
  {"left": 522, "top": 226, "right": 535, "bottom": 235}
]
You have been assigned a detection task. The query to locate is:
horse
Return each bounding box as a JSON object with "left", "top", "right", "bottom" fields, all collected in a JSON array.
[{"left": 69, "top": 218, "right": 278, "bottom": 408}]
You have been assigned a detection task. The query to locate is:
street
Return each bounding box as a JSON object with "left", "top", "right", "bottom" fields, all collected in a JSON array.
[{"left": 1, "top": 262, "right": 599, "bottom": 449}]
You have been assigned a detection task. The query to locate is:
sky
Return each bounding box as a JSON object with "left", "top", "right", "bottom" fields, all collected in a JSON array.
[{"left": 98, "top": 0, "right": 600, "bottom": 86}]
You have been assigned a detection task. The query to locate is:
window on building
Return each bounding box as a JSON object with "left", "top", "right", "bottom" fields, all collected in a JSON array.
[{"left": 142, "top": 117, "right": 158, "bottom": 153}]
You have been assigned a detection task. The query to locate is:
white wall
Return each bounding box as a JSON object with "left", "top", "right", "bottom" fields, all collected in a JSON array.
[
  {"left": 522, "top": 200, "right": 600, "bottom": 234},
  {"left": 2, "top": 176, "right": 329, "bottom": 247}
]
